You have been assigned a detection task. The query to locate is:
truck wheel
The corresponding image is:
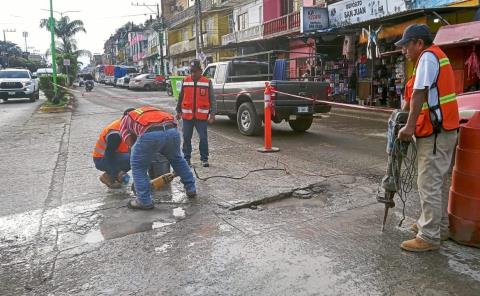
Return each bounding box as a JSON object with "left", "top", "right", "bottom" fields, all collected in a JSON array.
[
  {"left": 35, "top": 91, "right": 40, "bottom": 100},
  {"left": 2, "top": 98, "right": 8, "bottom": 102},
  {"left": 237, "top": 102, "right": 262, "bottom": 136},
  {"left": 29, "top": 94, "right": 36, "bottom": 103},
  {"left": 289, "top": 117, "right": 313, "bottom": 132}
]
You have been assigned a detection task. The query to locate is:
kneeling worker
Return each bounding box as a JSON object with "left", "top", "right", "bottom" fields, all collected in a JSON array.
[
  {"left": 93, "top": 119, "right": 131, "bottom": 188},
  {"left": 120, "top": 106, "right": 196, "bottom": 210}
]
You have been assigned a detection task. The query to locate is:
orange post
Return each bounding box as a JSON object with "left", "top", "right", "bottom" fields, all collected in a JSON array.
[
  {"left": 449, "top": 111, "right": 480, "bottom": 248},
  {"left": 257, "top": 82, "right": 279, "bottom": 153}
]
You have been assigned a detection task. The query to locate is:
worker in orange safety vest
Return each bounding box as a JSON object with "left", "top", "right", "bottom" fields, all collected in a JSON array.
[
  {"left": 93, "top": 119, "right": 131, "bottom": 189},
  {"left": 176, "top": 59, "right": 216, "bottom": 168},
  {"left": 397, "top": 24, "right": 459, "bottom": 252}
]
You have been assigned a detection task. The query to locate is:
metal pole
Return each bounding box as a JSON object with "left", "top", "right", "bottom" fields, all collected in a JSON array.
[{"left": 49, "top": 0, "right": 58, "bottom": 97}]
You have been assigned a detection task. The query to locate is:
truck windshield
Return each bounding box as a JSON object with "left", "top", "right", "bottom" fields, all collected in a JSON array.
[
  {"left": 0, "top": 71, "right": 30, "bottom": 79},
  {"left": 228, "top": 63, "right": 270, "bottom": 82}
]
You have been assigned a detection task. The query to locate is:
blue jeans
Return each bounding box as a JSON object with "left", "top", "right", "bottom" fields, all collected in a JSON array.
[
  {"left": 93, "top": 153, "right": 130, "bottom": 179},
  {"left": 182, "top": 119, "right": 209, "bottom": 161},
  {"left": 131, "top": 128, "right": 196, "bottom": 206}
]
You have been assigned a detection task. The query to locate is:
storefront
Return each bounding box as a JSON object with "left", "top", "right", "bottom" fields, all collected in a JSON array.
[{"left": 322, "top": 0, "right": 479, "bottom": 107}]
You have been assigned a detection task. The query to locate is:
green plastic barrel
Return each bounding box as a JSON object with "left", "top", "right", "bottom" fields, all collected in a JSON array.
[{"left": 169, "top": 76, "right": 185, "bottom": 100}]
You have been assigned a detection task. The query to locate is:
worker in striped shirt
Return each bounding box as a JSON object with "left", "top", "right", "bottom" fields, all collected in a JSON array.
[{"left": 120, "top": 106, "right": 196, "bottom": 210}]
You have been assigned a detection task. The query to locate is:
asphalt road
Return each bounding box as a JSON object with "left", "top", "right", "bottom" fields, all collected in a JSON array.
[{"left": 1, "top": 85, "right": 478, "bottom": 296}]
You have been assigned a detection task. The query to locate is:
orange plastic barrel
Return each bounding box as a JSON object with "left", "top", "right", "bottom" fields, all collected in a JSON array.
[{"left": 449, "top": 111, "right": 480, "bottom": 247}]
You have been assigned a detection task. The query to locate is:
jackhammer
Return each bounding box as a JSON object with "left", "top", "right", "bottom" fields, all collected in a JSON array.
[{"left": 378, "top": 110, "right": 413, "bottom": 231}]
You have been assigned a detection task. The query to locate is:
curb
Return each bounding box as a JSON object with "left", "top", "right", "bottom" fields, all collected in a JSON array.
[{"left": 40, "top": 94, "right": 74, "bottom": 113}]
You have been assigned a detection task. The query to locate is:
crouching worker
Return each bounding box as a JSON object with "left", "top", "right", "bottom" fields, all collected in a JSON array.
[
  {"left": 120, "top": 106, "right": 196, "bottom": 210},
  {"left": 93, "top": 119, "right": 131, "bottom": 188}
]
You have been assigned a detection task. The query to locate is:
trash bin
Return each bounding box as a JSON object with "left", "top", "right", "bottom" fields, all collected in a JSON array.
[{"left": 169, "top": 76, "right": 184, "bottom": 100}]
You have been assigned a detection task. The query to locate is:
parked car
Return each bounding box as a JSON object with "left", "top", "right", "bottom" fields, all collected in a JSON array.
[
  {"left": 204, "top": 60, "right": 331, "bottom": 135},
  {"left": 128, "top": 74, "right": 166, "bottom": 91},
  {"left": 116, "top": 73, "right": 139, "bottom": 88},
  {"left": 0, "top": 69, "right": 39, "bottom": 102}
]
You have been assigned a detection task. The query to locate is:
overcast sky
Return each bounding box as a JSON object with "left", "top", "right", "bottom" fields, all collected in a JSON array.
[{"left": 0, "top": 0, "right": 159, "bottom": 62}]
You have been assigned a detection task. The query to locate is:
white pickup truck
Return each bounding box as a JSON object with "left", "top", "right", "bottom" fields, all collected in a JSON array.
[{"left": 0, "top": 69, "right": 40, "bottom": 102}]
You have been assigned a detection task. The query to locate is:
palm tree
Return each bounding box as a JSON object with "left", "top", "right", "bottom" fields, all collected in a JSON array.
[{"left": 40, "top": 16, "right": 86, "bottom": 54}]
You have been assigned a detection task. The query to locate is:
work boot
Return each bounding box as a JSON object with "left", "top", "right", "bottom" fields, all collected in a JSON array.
[
  {"left": 400, "top": 237, "right": 440, "bottom": 252},
  {"left": 202, "top": 160, "right": 209, "bottom": 168},
  {"left": 410, "top": 223, "right": 450, "bottom": 241},
  {"left": 99, "top": 173, "right": 121, "bottom": 189}
]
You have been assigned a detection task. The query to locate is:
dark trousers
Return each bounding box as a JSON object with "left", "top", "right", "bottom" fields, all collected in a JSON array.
[{"left": 182, "top": 119, "right": 209, "bottom": 161}]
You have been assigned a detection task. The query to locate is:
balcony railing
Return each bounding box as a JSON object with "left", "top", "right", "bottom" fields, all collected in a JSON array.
[
  {"left": 165, "top": 0, "right": 225, "bottom": 29},
  {"left": 221, "top": 24, "right": 263, "bottom": 45},
  {"left": 169, "top": 33, "right": 217, "bottom": 56},
  {"left": 263, "top": 11, "right": 300, "bottom": 39}
]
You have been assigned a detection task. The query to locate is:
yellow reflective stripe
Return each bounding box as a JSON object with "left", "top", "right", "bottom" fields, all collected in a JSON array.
[
  {"left": 134, "top": 108, "right": 144, "bottom": 114},
  {"left": 440, "top": 93, "right": 457, "bottom": 104},
  {"left": 439, "top": 58, "right": 450, "bottom": 67},
  {"left": 421, "top": 93, "right": 457, "bottom": 110},
  {"left": 413, "top": 67, "right": 416, "bottom": 75}
]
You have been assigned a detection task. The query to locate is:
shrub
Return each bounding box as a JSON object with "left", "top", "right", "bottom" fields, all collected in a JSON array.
[{"left": 39, "top": 75, "right": 68, "bottom": 101}]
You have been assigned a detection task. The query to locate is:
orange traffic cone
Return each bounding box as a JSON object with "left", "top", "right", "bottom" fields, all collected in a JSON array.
[{"left": 449, "top": 111, "right": 480, "bottom": 248}]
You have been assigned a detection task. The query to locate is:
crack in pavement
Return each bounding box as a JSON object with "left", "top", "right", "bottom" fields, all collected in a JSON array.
[{"left": 25, "top": 112, "right": 72, "bottom": 291}]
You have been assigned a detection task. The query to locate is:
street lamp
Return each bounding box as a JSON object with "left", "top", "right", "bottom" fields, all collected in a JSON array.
[
  {"left": 40, "top": 9, "right": 81, "bottom": 17},
  {"left": 2, "top": 29, "right": 16, "bottom": 67}
]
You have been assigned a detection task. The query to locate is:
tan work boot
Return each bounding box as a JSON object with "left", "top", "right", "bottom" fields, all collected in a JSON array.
[
  {"left": 410, "top": 223, "right": 450, "bottom": 241},
  {"left": 99, "top": 173, "right": 122, "bottom": 189},
  {"left": 400, "top": 237, "right": 440, "bottom": 252}
]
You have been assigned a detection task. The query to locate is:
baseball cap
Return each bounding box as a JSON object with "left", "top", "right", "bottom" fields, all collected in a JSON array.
[
  {"left": 189, "top": 59, "right": 202, "bottom": 71},
  {"left": 395, "top": 24, "right": 432, "bottom": 47}
]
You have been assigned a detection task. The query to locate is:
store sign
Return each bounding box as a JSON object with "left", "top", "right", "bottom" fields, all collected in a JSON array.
[
  {"left": 300, "top": 7, "right": 329, "bottom": 33},
  {"left": 328, "top": 0, "right": 463, "bottom": 27}
]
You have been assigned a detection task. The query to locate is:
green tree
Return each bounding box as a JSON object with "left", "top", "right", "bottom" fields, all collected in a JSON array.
[
  {"left": 40, "top": 16, "right": 86, "bottom": 54},
  {"left": 40, "top": 16, "right": 90, "bottom": 84}
]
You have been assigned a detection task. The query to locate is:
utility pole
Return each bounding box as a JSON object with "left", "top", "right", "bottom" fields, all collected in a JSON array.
[
  {"left": 49, "top": 0, "right": 58, "bottom": 99},
  {"left": 194, "top": 0, "right": 200, "bottom": 58},
  {"left": 131, "top": 2, "right": 166, "bottom": 75}
]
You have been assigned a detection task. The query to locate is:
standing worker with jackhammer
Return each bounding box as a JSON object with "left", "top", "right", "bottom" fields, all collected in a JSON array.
[
  {"left": 396, "top": 24, "right": 459, "bottom": 252},
  {"left": 120, "top": 106, "right": 196, "bottom": 210},
  {"left": 176, "top": 60, "right": 216, "bottom": 168}
]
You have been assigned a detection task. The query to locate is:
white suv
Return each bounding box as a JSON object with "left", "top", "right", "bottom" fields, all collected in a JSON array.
[{"left": 0, "top": 69, "right": 40, "bottom": 102}]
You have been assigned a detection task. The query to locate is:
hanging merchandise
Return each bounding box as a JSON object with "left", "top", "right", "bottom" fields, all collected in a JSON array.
[
  {"left": 362, "top": 25, "right": 383, "bottom": 59},
  {"left": 343, "top": 35, "right": 356, "bottom": 60},
  {"left": 465, "top": 45, "right": 480, "bottom": 80}
]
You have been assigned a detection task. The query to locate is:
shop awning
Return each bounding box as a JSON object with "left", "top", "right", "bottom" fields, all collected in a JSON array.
[{"left": 434, "top": 21, "right": 480, "bottom": 47}]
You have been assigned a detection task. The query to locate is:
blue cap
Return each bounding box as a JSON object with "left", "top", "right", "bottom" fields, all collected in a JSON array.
[{"left": 395, "top": 24, "right": 432, "bottom": 47}]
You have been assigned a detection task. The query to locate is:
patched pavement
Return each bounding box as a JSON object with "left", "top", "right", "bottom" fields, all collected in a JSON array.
[{"left": 1, "top": 85, "right": 479, "bottom": 295}]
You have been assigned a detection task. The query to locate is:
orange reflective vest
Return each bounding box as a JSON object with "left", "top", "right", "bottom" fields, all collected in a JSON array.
[
  {"left": 127, "top": 106, "right": 174, "bottom": 126},
  {"left": 181, "top": 75, "right": 211, "bottom": 120},
  {"left": 408, "top": 45, "right": 459, "bottom": 138},
  {"left": 92, "top": 119, "right": 129, "bottom": 158}
]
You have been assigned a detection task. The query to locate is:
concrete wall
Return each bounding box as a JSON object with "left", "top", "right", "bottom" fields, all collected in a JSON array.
[{"left": 233, "top": 0, "right": 263, "bottom": 30}]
